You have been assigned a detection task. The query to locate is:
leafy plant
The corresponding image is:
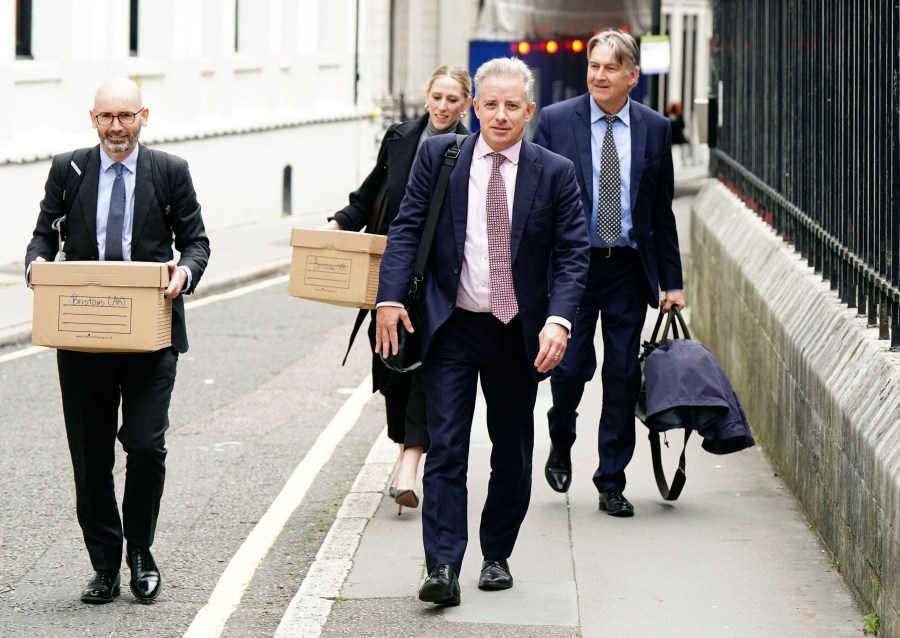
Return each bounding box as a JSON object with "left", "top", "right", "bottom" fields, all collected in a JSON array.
[
  {"left": 827, "top": 552, "right": 840, "bottom": 573},
  {"left": 862, "top": 612, "right": 879, "bottom": 636}
]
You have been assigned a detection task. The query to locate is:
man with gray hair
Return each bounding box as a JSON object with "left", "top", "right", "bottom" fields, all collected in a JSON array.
[
  {"left": 376, "top": 57, "right": 589, "bottom": 605},
  {"left": 533, "top": 29, "right": 685, "bottom": 516}
]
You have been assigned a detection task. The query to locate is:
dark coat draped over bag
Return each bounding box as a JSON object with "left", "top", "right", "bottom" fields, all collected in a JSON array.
[{"left": 643, "top": 338, "right": 755, "bottom": 455}]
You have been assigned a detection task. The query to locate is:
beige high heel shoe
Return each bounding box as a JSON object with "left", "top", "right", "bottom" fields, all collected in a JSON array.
[{"left": 394, "top": 489, "right": 419, "bottom": 515}]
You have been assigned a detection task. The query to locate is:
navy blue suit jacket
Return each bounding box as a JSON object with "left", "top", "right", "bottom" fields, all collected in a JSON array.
[
  {"left": 532, "top": 93, "right": 683, "bottom": 306},
  {"left": 377, "top": 133, "right": 590, "bottom": 381}
]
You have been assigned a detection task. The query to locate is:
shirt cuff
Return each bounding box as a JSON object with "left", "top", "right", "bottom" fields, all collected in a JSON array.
[
  {"left": 375, "top": 301, "right": 404, "bottom": 309},
  {"left": 546, "top": 315, "right": 572, "bottom": 334},
  {"left": 179, "top": 266, "right": 193, "bottom": 293}
]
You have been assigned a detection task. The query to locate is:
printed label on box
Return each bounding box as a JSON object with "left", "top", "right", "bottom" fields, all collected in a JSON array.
[
  {"left": 305, "top": 255, "right": 352, "bottom": 290},
  {"left": 58, "top": 293, "right": 133, "bottom": 335}
]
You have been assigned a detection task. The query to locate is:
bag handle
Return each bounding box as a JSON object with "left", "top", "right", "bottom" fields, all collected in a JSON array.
[
  {"left": 647, "top": 304, "right": 691, "bottom": 501},
  {"left": 659, "top": 305, "right": 690, "bottom": 341}
]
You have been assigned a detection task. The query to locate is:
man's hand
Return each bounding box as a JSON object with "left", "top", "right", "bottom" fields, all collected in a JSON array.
[
  {"left": 661, "top": 290, "right": 685, "bottom": 313},
  {"left": 26, "top": 256, "right": 47, "bottom": 289},
  {"left": 165, "top": 262, "right": 187, "bottom": 299},
  {"left": 535, "top": 322, "right": 569, "bottom": 374},
  {"left": 375, "top": 305, "right": 413, "bottom": 358},
  {"left": 318, "top": 220, "right": 343, "bottom": 230}
]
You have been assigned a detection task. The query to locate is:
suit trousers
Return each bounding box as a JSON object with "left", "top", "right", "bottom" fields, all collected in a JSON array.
[
  {"left": 420, "top": 309, "right": 537, "bottom": 575},
  {"left": 548, "top": 248, "right": 647, "bottom": 492},
  {"left": 57, "top": 347, "right": 178, "bottom": 572}
]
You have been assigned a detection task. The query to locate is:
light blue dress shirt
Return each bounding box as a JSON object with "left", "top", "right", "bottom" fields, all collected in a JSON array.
[
  {"left": 96, "top": 144, "right": 191, "bottom": 291},
  {"left": 590, "top": 97, "right": 634, "bottom": 249},
  {"left": 97, "top": 146, "right": 138, "bottom": 261}
]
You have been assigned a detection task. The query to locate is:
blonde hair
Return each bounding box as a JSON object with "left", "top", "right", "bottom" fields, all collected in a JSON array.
[{"left": 425, "top": 65, "right": 472, "bottom": 98}]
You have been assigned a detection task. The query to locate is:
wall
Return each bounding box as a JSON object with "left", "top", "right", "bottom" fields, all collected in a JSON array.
[
  {"left": 0, "top": 0, "right": 380, "bottom": 266},
  {"left": 691, "top": 182, "right": 900, "bottom": 638}
]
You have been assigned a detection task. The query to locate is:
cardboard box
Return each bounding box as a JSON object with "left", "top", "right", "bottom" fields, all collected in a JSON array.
[
  {"left": 288, "top": 228, "right": 387, "bottom": 309},
  {"left": 31, "top": 261, "right": 172, "bottom": 353}
]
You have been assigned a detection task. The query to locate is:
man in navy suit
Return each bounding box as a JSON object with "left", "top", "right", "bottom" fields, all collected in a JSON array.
[
  {"left": 376, "top": 57, "right": 589, "bottom": 606},
  {"left": 532, "top": 29, "right": 685, "bottom": 516}
]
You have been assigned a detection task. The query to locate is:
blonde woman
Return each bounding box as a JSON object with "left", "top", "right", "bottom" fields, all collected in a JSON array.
[{"left": 326, "top": 66, "right": 472, "bottom": 513}]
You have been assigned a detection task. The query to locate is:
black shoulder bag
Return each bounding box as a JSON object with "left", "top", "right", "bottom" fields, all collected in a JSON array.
[
  {"left": 379, "top": 134, "right": 466, "bottom": 373},
  {"left": 636, "top": 306, "right": 691, "bottom": 501}
]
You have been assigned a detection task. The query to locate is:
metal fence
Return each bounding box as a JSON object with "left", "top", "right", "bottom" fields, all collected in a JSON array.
[{"left": 710, "top": 1, "right": 899, "bottom": 350}]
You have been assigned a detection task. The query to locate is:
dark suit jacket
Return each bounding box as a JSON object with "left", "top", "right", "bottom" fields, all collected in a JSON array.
[
  {"left": 25, "top": 143, "right": 210, "bottom": 353},
  {"left": 532, "top": 94, "right": 683, "bottom": 307},
  {"left": 332, "top": 113, "right": 469, "bottom": 233},
  {"left": 376, "top": 133, "right": 591, "bottom": 382}
]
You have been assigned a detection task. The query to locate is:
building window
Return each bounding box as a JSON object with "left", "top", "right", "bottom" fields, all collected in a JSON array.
[
  {"left": 16, "top": 0, "right": 33, "bottom": 59},
  {"left": 130, "top": 0, "right": 139, "bottom": 56}
]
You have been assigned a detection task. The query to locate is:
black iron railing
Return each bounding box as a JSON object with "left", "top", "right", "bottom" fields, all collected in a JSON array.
[{"left": 711, "top": 1, "right": 899, "bottom": 350}]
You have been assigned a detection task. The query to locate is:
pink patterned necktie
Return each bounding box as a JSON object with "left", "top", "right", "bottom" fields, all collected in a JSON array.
[{"left": 486, "top": 152, "right": 518, "bottom": 323}]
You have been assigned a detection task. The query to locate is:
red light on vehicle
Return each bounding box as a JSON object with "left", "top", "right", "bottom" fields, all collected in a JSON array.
[
  {"left": 571, "top": 39, "right": 584, "bottom": 53},
  {"left": 546, "top": 40, "right": 559, "bottom": 54},
  {"left": 517, "top": 41, "right": 531, "bottom": 55}
]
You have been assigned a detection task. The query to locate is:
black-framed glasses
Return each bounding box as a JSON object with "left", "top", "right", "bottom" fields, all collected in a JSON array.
[{"left": 95, "top": 108, "right": 145, "bottom": 126}]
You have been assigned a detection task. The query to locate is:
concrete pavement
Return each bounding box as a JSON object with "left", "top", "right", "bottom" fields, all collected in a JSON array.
[
  {"left": 0, "top": 162, "right": 866, "bottom": 637},
  {"left": 275, "top": 177, "right": 864, "bottom": 638}
]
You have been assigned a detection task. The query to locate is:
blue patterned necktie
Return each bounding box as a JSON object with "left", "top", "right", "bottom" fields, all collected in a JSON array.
[
  {"left": 105, "top": 162, "right": 125, "bottom": 261},
  {"left": 486, "top": 152, "right": 518, "bottom": 323},
  {"left": 597, "top": 115, "right": 621, "bottom": 244}
]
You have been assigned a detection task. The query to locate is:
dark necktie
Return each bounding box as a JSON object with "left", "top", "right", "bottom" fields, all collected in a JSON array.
[
  {"left": 486, "top": 152, "right": 518, "bottom": 324},
  {"left": 105, "top": 162, "right": 125, "bottom": 261},
  {"left": 597, "top": 115, "right": 621, "bottom": 244}
]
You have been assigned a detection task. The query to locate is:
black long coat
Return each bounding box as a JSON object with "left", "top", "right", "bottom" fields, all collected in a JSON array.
[{"left": 332, "top": 114, "right": 468, "bottom": 392}]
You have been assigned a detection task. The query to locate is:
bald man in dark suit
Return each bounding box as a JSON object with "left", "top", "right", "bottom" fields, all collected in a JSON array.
[{"left": 26, "top": 78, "right": 209, "bottom": 604}]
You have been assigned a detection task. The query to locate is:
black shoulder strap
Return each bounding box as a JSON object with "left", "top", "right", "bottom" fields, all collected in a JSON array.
[
  {"left": 341, "top": 134, "right": 467, "bottom": 366},
  {"left": 62, "top": 148, "right": 92, "bottom": 218},
  {"left": 147, "top": 148, "right": 173, "bottom": 237},
  {"left": 412, "top": 133, "right": 466, "bottom": 277},
  {"left": 52, "top": 148, "right": 92, "bottom": 259},
  {"left": 649, "top": 429, "right": 689, "bottom": 501}
]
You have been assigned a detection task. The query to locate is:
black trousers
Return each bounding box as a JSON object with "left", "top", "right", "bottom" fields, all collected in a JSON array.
[{"left": 57, "top": 347, "right": 178, "bottom": 572}]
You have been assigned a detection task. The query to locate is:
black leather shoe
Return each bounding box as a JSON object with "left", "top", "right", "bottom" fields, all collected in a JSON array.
[
  {"left": 80, "top": 570, "right": 120, "bottom": 604},
  {"left": 126, "top": 546, "right": 161, "bottom": 602},
  {"left": 544, "top": 445, "right": 572, "bottom": 493},
  {"left": 418, "top": 564, "right": 461, "bottom": 606},
  {"left": 599, "top": 489, "right": 634, "bottom": 517},
  {"left": 478, "top": 558, "right": 513, "bottom": 591}
]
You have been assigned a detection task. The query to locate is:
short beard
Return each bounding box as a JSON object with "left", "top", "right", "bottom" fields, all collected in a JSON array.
[{"left": 101, "top": 131, "right": 138, "bottom": 156}]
